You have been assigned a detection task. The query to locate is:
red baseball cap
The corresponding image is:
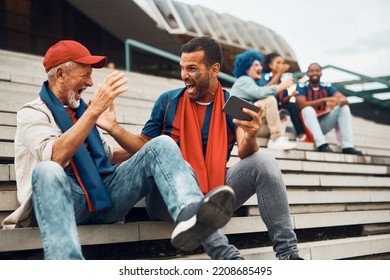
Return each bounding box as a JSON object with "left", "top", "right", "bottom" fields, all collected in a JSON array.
[{"left": 43, "top": 40, "right": 107, "bottom": 72}]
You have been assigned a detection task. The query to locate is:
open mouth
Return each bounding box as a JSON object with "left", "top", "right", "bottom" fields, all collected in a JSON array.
[
  {"left": 186, "top": 84, "right": 196, "bottom": 91},
  {"left": 311, "top": 76, "right": 320, "bottom": 81},
  {"left": 74, "top": 89, "right": 84, "bottom": 100}
]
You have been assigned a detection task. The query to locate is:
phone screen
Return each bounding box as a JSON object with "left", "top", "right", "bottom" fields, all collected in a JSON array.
[{"left": 222, "top": 96, "right": 260, "bottom": 121}]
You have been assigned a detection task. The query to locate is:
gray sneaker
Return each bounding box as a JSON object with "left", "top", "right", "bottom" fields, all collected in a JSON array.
[{"left": 171, "top": 185, "right": 235, "bottom": 251}]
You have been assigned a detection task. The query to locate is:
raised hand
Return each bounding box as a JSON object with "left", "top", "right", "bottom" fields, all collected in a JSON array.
[
  {"left": 89, "top": 71, "right": 128, "bottom": 115},
  {"left": 279, "top": 77, "right": 294, "bottom": 90},
  {"left": 325, "top": 96, "right": 339, "bottom": 110},
  {"left": 278, "top": 63, "right": 290, "bottom": 74},
  {"left": 96, "top": 103, "right": 118, "bottom": 133}
]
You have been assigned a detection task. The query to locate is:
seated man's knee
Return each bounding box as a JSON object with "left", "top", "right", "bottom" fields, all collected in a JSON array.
[
  {"left": 249, "top": 151, "right": 279, "bottom": 169},
  {"left": 149, "top": 135, "right": 175, "bottom": 147},
  {"left": 33, "top": 161, "right": 63, "bottom": 178},
  {"left": 340, "top": 105, "right": 351, "bottom": 114},
  {"left": 301, "top": 106, "right": 316, "bottom": 119},
  {"left": 32, "top": 161, "right": 66, "bottom": 188},
  {"left": 262, "top": 96, "right": 277, "bottom": 108},
  {"left": 257, "top": 150, "right": 278, "bottom": 163}
]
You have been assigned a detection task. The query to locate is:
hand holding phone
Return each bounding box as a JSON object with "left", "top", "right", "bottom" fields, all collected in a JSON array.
[{"left": 222, "top": 96, "right": 260, "bottom": 121}]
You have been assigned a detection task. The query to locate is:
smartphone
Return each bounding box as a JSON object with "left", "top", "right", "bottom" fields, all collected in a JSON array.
[{"left": 222, "top": 95, "right": 260, "bottom": 121}]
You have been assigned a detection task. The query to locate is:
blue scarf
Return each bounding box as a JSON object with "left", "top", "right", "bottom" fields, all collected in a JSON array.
[{"left": 39, "top": 81, "right": 114, "bottom": 212}]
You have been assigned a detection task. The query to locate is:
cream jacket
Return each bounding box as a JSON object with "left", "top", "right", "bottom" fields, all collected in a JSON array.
[{"left": 2, "top": 97, "right": 113, "bottom": 229}]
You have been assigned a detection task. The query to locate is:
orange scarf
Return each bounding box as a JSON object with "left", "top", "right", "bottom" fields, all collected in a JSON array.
[{"left": 179, "top": 83, "right": 227, "bottom": 193}]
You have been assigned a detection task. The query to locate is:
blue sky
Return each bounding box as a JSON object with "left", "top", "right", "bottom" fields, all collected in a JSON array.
[{"left": 179, "top": 0, "right": 390, "bottom": 80}]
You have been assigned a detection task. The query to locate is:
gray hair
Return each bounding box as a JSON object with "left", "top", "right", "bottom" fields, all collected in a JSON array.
[{"left": 47, "top": 61, "right": 76, "bottom": 80}]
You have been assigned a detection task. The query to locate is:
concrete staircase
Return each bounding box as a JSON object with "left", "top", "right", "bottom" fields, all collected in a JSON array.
[{"left": 1, "top": 49, "right": 390, "bottom": 260}]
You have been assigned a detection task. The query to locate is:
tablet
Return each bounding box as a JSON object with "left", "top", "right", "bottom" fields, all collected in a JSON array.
[{"left": 222, "top": 96, "right": 260, "bottom": 121}]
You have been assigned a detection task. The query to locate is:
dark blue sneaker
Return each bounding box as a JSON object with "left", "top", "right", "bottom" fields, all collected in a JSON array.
[
  {"left": 171, "top": 185, "right": 235, "bottom": 252},
  {"left": 342, "top": 147, "right": 363, "bottom": 155},
  {"left": 317, "top": 144, "right": 333, "bottom": 153}
]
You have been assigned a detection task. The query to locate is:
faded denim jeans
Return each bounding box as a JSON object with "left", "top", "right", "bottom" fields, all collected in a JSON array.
[
  {"left": 32, "top": 135, "right": 203, "bottom": 259},
  {"left": 301, "top": 105, "right": 354, "bottom": 148}
]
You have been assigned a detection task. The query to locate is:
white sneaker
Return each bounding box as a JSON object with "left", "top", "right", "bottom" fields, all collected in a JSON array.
[{"left": 267, "top": 136, "right": 297, "bottom": 150}]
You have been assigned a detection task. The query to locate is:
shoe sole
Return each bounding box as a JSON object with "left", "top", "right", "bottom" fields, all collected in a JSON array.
[{"left": 171, "top": 186, "right": 235, "bottom": 251}]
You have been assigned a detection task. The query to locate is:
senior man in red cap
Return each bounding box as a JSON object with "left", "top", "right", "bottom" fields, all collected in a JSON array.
[{"left": 2, "top": 40, "right": 236, "bottom": 259}]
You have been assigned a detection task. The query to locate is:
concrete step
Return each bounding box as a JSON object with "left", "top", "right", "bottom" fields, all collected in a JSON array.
[
  {"left": 0, "top": 112, "right": 16, "bottom": 126},
  {"left": 326, "top": 132, "right": 390, "bottom": 150},
  {"left": 2, "top": 160, "right": 389, "bottom": 185},
  {"left": 279, "top": 159, "right": 389, "bottom": 174},
  {"left": 230, "top": 144, "right": 390, "bottom": 163},
  {"left": 2, "top": 187, "right": 390, "bottom": 214},
  {"left": 0, "top": 142, "right": 14, "bottom": 159},
  {"left": 0, "top": 126, "right": 15, "bottom": 141},
  {"left": 1, "top": 210, "right": 388, "bottom": 253},
  {"left": 0, "top": 164, "right": 15, "bottom": 181},
  {"left": 243, "top": 188, "right": 390, "bottom": 206},
  {"left": 0, "top": 190, "right": 17, "bottom": 211},
  {"left": 2, "top": 157, "right": 389, "bottom": 184},
  {"left": 220, "top": 210, "right": 390, "bottom": 234},
  {"left": 284, "top": 174, "right": 390, "bottom": 188},
  {"left": 284, "top": 121, "right": 390, "bottom": 148},
  {"left": 228, "top": 157, "right": 389, "bottom": 175},
  {"left": 3, "top": 132, "right": 390, "bottom": 163},
  {"left": 177, "top": 234, "right": 390, "bottom": 260},
  {"left": 293, "top": 210, "right": 390, "bottom": 229}
]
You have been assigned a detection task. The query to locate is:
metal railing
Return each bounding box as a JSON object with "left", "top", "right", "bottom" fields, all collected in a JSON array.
[
  {"left": 124, "top": 39, "right": 390, "bottom": 109},
  {"left": 294, "top": 65, "right": 390, "bottom": 87},
  {"left": 293, "top": 65, "right": 390, "bottom": 109},
  {"left": 125, "top": 38, "right": 236, "bottom": 84}
]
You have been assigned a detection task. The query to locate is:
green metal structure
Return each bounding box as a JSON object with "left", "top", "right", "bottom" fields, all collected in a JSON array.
[
  {"left": 294, "top": 65, "right": 390, "bottom": 111},
  {"left": 125, "top": 39, "right": 390, "bottom": 111}
]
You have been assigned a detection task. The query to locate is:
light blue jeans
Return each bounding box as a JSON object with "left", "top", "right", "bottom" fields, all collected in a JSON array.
[
  {"left": 147, "top": 151, "right": 299, "bottom": 260},
  {"left": 31, "top": 135, "right": 203, "bottom": 260},
  {"left": 301, "top": 105, "right": 354, "bottom": 148}
]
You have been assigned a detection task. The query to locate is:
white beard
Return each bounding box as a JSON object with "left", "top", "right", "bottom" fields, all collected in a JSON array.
[{"left": 68, "top": 95, "right": 80, "bottom": 109}]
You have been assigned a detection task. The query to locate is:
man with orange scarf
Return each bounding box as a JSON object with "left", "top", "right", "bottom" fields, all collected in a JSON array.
[{"left": 100, "top": 37, "right": 302, "bottom": 260}]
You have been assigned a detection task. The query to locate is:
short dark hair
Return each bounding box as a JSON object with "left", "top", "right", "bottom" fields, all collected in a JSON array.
[
  {"left": 181, "top": 36, "right": 223, "bottom": 68},
  {"left": 307, "top": 62, "right": 322, "bottom": 72},
  {"left": 262, "top": 52, "right": 281, "bottom": 73}
]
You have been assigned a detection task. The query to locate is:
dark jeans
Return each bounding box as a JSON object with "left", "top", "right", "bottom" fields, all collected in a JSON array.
[{"left": 279, "top": 102, "right": 305, "bottom": 135}]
